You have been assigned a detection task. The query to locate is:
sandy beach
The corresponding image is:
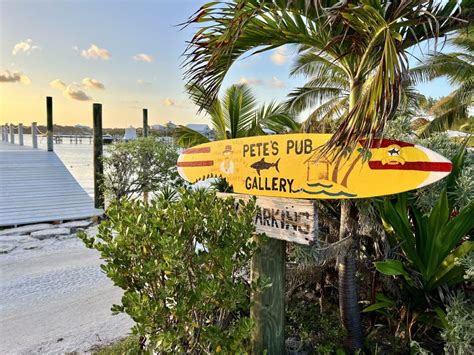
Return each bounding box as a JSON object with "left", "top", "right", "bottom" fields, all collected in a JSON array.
[{"left": 0, "top": 225, "right": 133, "bottom": 354}]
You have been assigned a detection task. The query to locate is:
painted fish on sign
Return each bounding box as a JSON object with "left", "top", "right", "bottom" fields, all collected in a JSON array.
[{"left": 177, "top": 134, "right": 452, "bottom": 199}]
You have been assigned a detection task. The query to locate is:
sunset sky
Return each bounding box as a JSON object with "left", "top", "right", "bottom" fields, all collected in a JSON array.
[{"left": 1, "top": 0, "right": 452, "bottom": 128}]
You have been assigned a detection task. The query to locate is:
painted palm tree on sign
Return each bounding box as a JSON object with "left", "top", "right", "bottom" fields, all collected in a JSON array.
[
  {"left": 175, "top": 84, "right": 299, "bottom": 147},
  {"left": 412, "top": 27, "right": 474, "bottom": 137},
  {"left": 182, "top": 0, "right": 472, "bottom": 351}
]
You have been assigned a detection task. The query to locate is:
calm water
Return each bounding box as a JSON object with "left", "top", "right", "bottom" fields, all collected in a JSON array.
[{"left": 13, "top": 134, "right": 94, "bottom": 197}]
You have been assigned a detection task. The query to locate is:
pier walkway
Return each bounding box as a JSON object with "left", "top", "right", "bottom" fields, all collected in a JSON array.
[{"left": 0, "top": 141, "right": 102, "bottom": 226}]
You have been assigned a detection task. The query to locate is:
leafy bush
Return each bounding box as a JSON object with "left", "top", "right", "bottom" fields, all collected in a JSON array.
[
  {"left": 80, "top": 190, "right": 259, "bottom": 353},
  {"left": 364, "top": 146, "right": 473, "bottom": 343},
  {"left": 442, "top": 293, "right": 474, "bottom": 355},
  {"left": 103, "top": 137, "right": 180, "bottom": 201}
]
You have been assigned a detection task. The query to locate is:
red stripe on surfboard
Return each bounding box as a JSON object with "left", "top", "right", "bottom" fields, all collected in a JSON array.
[
  {"left": 183, "top": 147, "right": 211, "bottom": 154},
  {"left": 177, "top": 160, "right": 214, "bottom": 167},
  {"left": 368, "top": 161, "right": 452, "bottom": 172},
  {"left": 359, "top": 139, "right": 415, "bottom": 148}
]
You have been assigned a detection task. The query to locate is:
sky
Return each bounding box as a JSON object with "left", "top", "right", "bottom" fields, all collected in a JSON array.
[{"left": 0, "top": 0, "right": 454, "bottom": 128}]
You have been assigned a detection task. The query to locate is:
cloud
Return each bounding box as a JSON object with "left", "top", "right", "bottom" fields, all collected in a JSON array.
[
  {"left": 49, "top": 79, "right": 67, "bottom": 90},
  {"left": 12, "top": 39, "right": 40, "bottom": 55},
  {"left": 163, "top": 97, "right": 175, "bottom": 106},
  {"left": 63, "top": 85, "right": 93, "bottom": 101},
  {"left": 133, "top": 53, "right": 153, "bottom": 62},
  {"left": 271, "top": 47, "right": 288, "bottom": 65},
  {"left": 137, "top": 79, "right": 152, "bottom": 85},
  {"left": 0, "top": 69, "right": 31, "bottom": 84},
  {"left": 239, "top": 77, "right": 262, "bottom": 86},
  {"left": 81, "top": 44, "right": 111, "bottom": 60},
  {"left": 82, "top": 77, "right": 105, "bottom": 90},
  {"left": 271, "top": 76, "right": 286, "bottom": 88}
]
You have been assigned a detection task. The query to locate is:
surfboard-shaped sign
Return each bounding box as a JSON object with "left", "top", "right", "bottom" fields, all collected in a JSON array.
[{"left": 177, "top": 134, "right": 452, "bottom": 199}]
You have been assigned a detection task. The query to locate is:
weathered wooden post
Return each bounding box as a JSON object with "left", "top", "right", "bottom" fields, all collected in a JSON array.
[
  {"left": 10, "top": 124, "right": 15, "bottom": 144},
  {"left": 93, "top": 103, "right": 104, "bottom": 209},
  {"left": 143, "top": 108, "right": 148, "bottom": 138},
  {"left": 251, "top": 238, "right": 286, "bottom": 354},
  {"left": 46, "top": 96, "right": 53, "bottom": 151},
  {"left": 18, "top": 123, "right": 24, "bottom": 146},
  {"left": 142, "top": 108, "right": 149, "bottom": 202},
  {"left": 1, "top": 125, "right": 5, "bottom": 141},
  {"left": 32, "top": 122, "right": 38, "bottom": 148},
  {"left": 5, "top": 124, "right": 9, "bottom": 142}
]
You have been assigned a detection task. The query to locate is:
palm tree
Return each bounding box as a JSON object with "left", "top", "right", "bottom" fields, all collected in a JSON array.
[
  {"left": 182, "top": 0, "right": 472, "bottom": 350},
  {"left": 287, "top": 49, "right": 427, "bottom": 133},
  {"left": 175, "top": 84, "right": 299, "bottom": 147},
  {"left": 412, "top": 27, "right": 473, "bottom": 137}
]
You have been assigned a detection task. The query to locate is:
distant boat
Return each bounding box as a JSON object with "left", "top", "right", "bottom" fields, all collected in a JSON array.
[
  {"left": 123, "top": 126, "right": 137, "bottom": 141},
  {"left": 102, "top": 134, "right": 113, "bottom": 144}
]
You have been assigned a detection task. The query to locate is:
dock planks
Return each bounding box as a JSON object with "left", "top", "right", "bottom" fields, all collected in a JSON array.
[{"left": 0, "top": 141, "right": 103, "bottom": 226}]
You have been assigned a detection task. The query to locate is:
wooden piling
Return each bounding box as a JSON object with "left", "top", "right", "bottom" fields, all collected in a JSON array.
[
  {"left": 251, "top": 238, "right": 286, "bottom": 354},
  {"left": 143, "top": 108, "right": 148, "bottom": 138},
  {"left": 32, "top": 122, "right": 38, "bottom": 148},
  {"left": 5, "top": 124, "right": 9, "bottom": 142},
  {"left": 10, "top": 124, "right": 15, "bottom": 144},
  {"left": 142, "top": 108, "right": 149, "bottom": 202},
  {"left": 93, "top": 103, "right": 104, "bottom": 209},
  {"left": 46, "top": 96, "right": 53, "bottom": 151},
  {"left": 18, "top": 123, "right": 24, "bottom": 146}
]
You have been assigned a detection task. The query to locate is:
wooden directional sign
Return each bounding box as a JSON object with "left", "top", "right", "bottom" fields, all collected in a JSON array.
[
  {"left": 177, "top": 134, "right": 452, "bottom": 199},
  {"left": 217, "top": 193, "right": 317, "bottom": 245}
]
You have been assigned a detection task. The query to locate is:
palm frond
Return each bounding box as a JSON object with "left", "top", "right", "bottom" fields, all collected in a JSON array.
[
  {"left": 249, "top": 101, "right": 299, "bottom": 135},
  {"left": 186, "top": 83, "right": 227, "bottom": 139},
  {"left": 174, "top": 126, "right": 211, "bottom": 147},
  {"left": 302, "top": 97, "right": 349, "bottom": 133},
  {"left": 222, "top": 84, "right": 257, "bottom": 138},
  {"left": 183, "top": 0, "right": 472, "bottom": 154}
]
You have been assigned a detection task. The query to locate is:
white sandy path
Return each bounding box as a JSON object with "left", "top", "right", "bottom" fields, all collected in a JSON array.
[{"left": 0, "top": 238, "right": 134, "bottom": 354}]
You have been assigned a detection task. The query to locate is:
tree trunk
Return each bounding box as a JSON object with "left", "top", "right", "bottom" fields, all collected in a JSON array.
[
  {"left": 338, "top": 200, "right": 364, "bottom": 352},
  {"left": 337, "top": 80, "right": 364, "bottom": 352}
]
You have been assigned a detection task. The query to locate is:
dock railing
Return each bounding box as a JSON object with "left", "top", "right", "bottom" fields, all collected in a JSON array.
[{"left": 1, "top": 122, "right": 41, "bottom": 149}]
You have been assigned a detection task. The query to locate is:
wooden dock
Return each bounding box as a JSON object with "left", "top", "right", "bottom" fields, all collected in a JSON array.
[{"left": 0, "top": 141, "right": 103, "bottom": 226}]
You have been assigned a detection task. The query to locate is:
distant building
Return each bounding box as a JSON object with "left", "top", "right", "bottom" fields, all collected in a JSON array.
[
  {"left": 186, "top": 124, "right": 212, "bottom": 137},
  {"left": 74, "top": 124, "right": 90, "bottom": 129},
  {"left": 166, "top": 121, "right": 177, "bottom": 129},
  {"left": 263, "top": 128, "right": 276, "bottom": 135},
  {"left": 123, "top": 126, "right": 137, "bottom": 141},
  {"left": 152, "top": 124, "right": 166, "bottom": 131}
]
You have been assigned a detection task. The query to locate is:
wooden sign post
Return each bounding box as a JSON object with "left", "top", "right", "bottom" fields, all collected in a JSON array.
[
  {"left": 218, "top": 192, "right": 318, "bottom": 353},
  {"left": 177, "top": 133, "right": 452, "bottom": 353}
]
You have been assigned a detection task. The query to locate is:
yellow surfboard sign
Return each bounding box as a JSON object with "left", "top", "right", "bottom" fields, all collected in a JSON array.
[{"left": 177, "top": 134, "right": 452, "bottom": 199}]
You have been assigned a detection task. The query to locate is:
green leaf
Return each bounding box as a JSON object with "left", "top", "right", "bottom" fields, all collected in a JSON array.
[
  {"left": 428, "top": 241, "right": 474, "bottom": 289},
  {"left": 434, "top": 306, "right": 448, "bottom": 329},
  {"left": 374, "top": 259, "right": 410, "bottom": 280},
  {"left": 362, "top": 302, "right": 392, "bottom": 312}
]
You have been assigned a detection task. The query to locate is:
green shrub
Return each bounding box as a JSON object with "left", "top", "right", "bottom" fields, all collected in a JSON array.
[
  {"left": 442, "top": 293, "right": 474, "bottom": 355},
  {"left": 80, "top": 190, "right": 259, "bottom": 353},
  {"left": 103, "top": 137, "right": 180, "bottom": 201}
]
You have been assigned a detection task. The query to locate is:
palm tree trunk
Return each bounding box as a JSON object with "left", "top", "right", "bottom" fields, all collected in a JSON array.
[
  {"left": 338, "top": 200, "right": 363, "bottom": 351},
  {"left": 338, "top": 80, "right": 364, "bottom": 352}
]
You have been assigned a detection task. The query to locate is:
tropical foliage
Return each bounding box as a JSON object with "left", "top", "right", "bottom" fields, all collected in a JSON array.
[
  {"left": 103, "top": 137, "right": 179, "bottom": 201},
  {"left": 362, "top": 145, "right": 474, "bottom": 344},
  {"left": 412, "top": 26, "right": 474, "bottom": 137},
  {"left": 175, "top": 84, "right": 299, "bottom": 147},
  {"left": 183, "top": 0, "right": 472, "bottom": 154},
  {"left": 80, "top": 190, "right": 259, "bottom": 353},
  {"left": 287, "top": 50, "right": 426, "bottom": 133}
]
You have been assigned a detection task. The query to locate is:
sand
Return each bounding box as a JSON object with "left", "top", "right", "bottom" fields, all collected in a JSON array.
[{"left": 0, "top": 232, "right": 134, "bottom": 354}]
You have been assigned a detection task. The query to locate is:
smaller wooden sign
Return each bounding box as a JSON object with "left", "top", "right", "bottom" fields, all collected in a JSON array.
[{"left": 217, "top": 192, "right": 317, "bottom": 245}]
